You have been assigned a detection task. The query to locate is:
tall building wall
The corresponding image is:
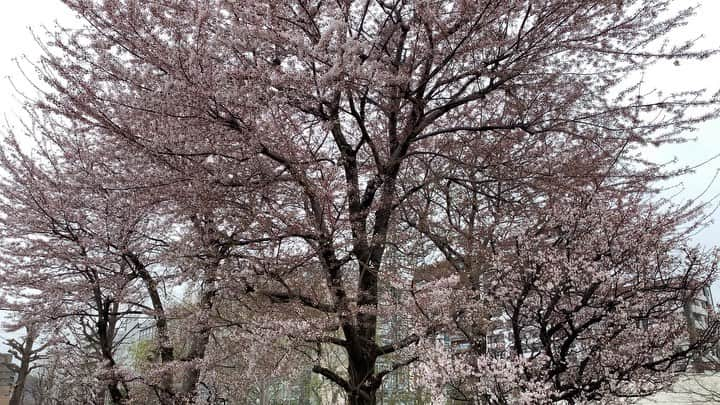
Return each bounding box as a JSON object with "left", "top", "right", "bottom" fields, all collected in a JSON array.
[{"left": 0, "top": 353, "right": 14, "bottom": 405}]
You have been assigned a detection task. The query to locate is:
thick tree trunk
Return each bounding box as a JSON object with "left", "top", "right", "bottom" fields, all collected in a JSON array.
[
  {"left": 126, "top": 252, "right": 176, "bottom": 403},
  {"left": 106, "top": 381, "right": 126, "bottom": 405},
  {"left": 8, "top": 365, "right": 27, "bottom": 405},
  {"left": 348, "top": 390, "right": 376, "bottom": 405},
  {"left": 178, "top": 331, "right": 210, "bottom": 396},
  {"left": 176, "top": 228, "right": 223, "bottom": 402},
  {"left": 95, "top": 294, "right": 127, "bottom": 404},
  {"left": 8, "top": 329, "right": 35, "bottom": 405},
  {"left": 178, "top": 277, "right": 217, "bottom": 400},
  {"left": 347, "top": 350, "right": 378, "bottom": 405},
  {"left": 343, "top": 259, "right": 381, "bottom": 405}
]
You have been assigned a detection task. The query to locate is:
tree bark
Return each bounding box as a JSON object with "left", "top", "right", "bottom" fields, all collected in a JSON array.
[
  {"left": 347, "top": 346, "right": 378, "bottom": 405},
  {"left": 94, "top": 291, "right": 127, "bottom": 404},
  {"left": 8, "top": 362, "right": 28, "bottom": 405},
  {"left": 126, "top": 253, "right": 175, "bottom": 404},
  {"left": 7, "top": 327, "right": 37, "bottom": 405},
  {"left": 178, "top": 270, "right": 218, "bottom": 400}
]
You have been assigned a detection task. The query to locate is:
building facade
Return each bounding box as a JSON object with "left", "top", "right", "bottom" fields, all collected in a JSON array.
[
  {"left": 683, "top": 285, "right": 719, "bottom": 371},
  {"left": 0, "top": 353, "right": 14, "bottom": 405}
]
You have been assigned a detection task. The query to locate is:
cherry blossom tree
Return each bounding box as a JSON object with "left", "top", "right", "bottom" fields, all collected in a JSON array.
[
  {"left": 0, "top": 124, "right": 177, "bottom": 403},
  {"left": 3, "top": 322, "right": 49, "bottom": 405},
  {"left": 2, "top": 0, "right": 719, "bottom": 404},
  {"left": 408, "top": 188, "right": 720, "bottom": 403},
  {"left": 0, "top": 110, "right": 272, "bottom": 404}
]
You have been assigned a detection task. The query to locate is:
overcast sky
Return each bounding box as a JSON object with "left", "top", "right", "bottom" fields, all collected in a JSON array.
[{"left": 0, "top": 1, "right": 719, "bottom": 353}]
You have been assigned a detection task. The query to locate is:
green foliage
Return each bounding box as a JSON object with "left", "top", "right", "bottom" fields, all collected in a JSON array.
[{"left": 128, "top": 339, "right": 157, "bottom": 371}]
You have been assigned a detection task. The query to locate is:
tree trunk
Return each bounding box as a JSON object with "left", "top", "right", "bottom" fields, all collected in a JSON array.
[
  {"left": 95, "top": 295, "right": 127, "bottom": 404},
  {"left": 8, "top": 360, "right": 28, "bottom": 405},
  {"left": 348, "top": 391, "right": 377, "bottom": 405},
  {"left": 344, "top": 315, "right": 380, "bottom": 405},
  {"left": 178, "top": 279, "right": 217, "bottom": 400},
  {"left": 8, "top": 369, "right": 27, "bottom": 405},
  {"left": 347, "top": 359, "right": 378, "bottom": 405},
  {"left": 176, "top": 230, "right": 222, "bottom": 402},
  {"left": 125, "top": 252, "right": 176, "bottom": 403},
  {"left": 106, "top": 381, "right": 126, "bottom": 405},
  {"left": 8, "top": 329, "right": 35, "bottom": 405},
  {"left": 178, "top": 334, "right": 208, "bottom": 397}
]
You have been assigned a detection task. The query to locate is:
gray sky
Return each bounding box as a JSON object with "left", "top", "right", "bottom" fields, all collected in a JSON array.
[
  {"left": 0, "top": 1, "right": 719, "bottom": 352},
  {"left": 0, "top": 0, "right": 78, "bottom": 355},
  {"left": 643, "top": 1, "right": 720, "bottom": 251}
]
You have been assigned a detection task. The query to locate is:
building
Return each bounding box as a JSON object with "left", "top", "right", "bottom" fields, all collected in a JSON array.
[
  {"left": 685, "top": 285, "right": 714, "bottom": 332},
  {"left": 0, "top": 353, "right": 14, "bottom": 405},
  {"left": 683, "top": 285, "right": 719, "bottom": 371}
]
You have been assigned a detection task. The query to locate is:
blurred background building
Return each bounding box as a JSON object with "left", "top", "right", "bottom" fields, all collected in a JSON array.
[{"left": 0, "top": 353, "right": 13, "bottom": 405}]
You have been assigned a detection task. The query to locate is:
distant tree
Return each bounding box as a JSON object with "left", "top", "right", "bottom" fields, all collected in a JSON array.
[
  {"left": 3, "top": 323, "right": 48, "bottom": 405},
  {"left": 0, "top": 132, "right": 161, "bottom": 403},
  {"left": 23, "top": 352, "right": 61, "bottom": 405},
  {"left": 1, "top": 0, "right": 719, "bottom": 404}
]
